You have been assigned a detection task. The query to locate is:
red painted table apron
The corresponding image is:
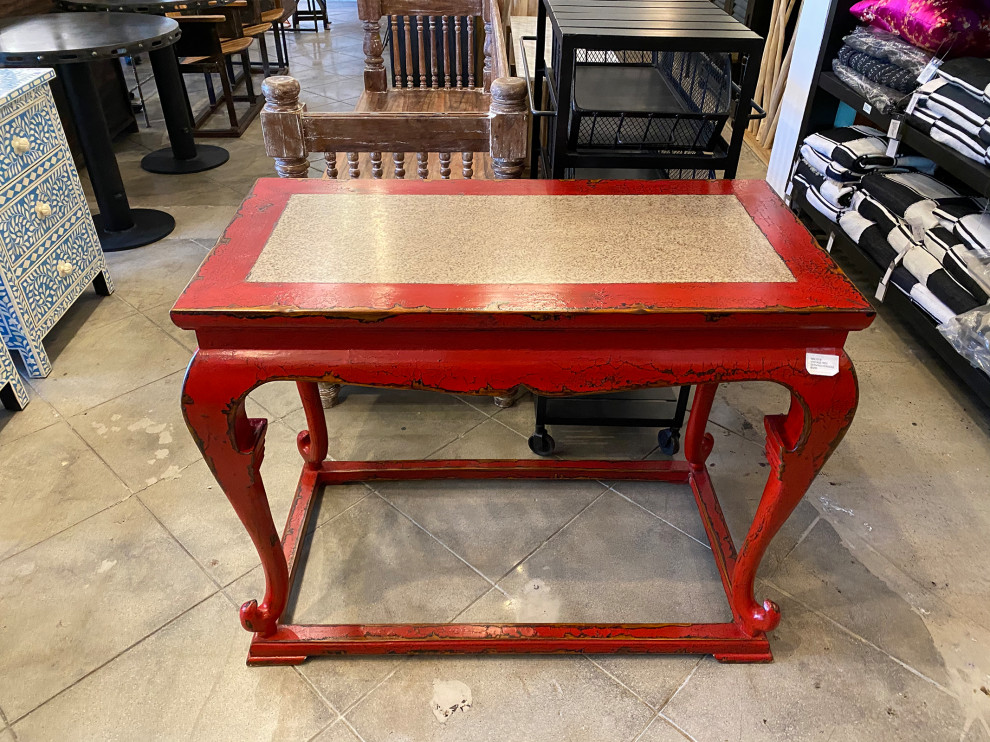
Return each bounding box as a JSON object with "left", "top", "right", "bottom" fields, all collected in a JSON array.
[{"left": 172, "top": 178, "right": 874, "bottom": 665}]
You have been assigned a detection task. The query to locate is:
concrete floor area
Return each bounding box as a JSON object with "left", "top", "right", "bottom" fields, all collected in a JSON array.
[{"left": 1, "top": 5, "right": 989, "bottom": 741}]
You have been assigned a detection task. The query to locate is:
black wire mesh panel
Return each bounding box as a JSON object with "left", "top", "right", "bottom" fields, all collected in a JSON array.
[{"left": 569, "top": 49, "right": 733, "bottom": 176}]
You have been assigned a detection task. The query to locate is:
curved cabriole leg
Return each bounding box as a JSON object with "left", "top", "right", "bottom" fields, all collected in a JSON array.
[
  {"left": 181, "top": 354, "right": 287, "bottom": 636},
  {"left": 296, "top": 381, "right": 329, "bottom": 466},
  {"left": 685, "top": 384, "right": 717, "bottom": 470},
  {"left": 731, "top": 355, "right": 859, "bottom": 636}
]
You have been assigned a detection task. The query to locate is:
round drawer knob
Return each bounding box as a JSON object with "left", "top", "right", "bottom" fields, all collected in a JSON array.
[
  {"left": 56, "top": 260, "right": 75, "bottom": 277},
  {"left": 11, "top": 136, "right": 32, "bottom": 155},
  {"left": 35, "top": 201, "right": 52, "bottom": 219}
]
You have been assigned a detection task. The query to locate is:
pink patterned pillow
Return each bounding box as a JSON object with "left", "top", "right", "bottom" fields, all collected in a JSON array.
[{"left": 850, "top": 0, "right": 990, "bottom": 57}]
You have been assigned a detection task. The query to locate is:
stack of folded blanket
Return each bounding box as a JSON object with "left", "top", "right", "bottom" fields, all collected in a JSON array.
[
  {"left": 909, "top": 58, "right": 990, "bottom": 166},
  {"left": 833, "top": 26, "right": 932, "bottom": 114},
  {"left": 790, "top": 125, "right": 935, "bottom": 223},
  {"left": 831, "top": 170, "right": 988, "bottom": 323}
]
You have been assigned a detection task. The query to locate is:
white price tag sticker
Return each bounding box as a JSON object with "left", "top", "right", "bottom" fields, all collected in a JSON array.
[
  {"left": 863, "top": 102, "right": 872, "bottom": 114},
  {"left": 806, "top": 353, "right": 840, "bottom": 377},
  {"left": 917, "top": 57, "right": 943, "bottom": 84},
  {"left": 906, "top": 94, "right": 920, "bottom": 116},
  {"left": 825, "top": 232, "right": 835, "bottom": 253},
  {"left": 887, "top": 118, "right": 903, "bottom": 140},
  {"left": 885, "top": 138, "right": 900, "bottom": 157}
]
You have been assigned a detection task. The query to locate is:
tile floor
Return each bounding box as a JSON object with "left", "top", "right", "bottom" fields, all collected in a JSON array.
[{"left": 2, "top": 5, "right": 990, "bottom": 741}]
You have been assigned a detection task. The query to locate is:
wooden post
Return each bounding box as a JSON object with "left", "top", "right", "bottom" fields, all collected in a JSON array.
[
  {"left": 358, "top": 0, "right": 387, "bottom": 92},
  {"left": 261, "top": 76, "right": 309, "bottom": 178},
  {"left": 490, "top": 77, "right": 528, "bottom": 178}
]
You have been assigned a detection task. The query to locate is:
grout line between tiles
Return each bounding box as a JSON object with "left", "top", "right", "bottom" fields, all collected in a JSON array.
[
  {"left": 608, "top": 487, "right": 712, "bottom": 551},
  {"left": 762, "top": 579, "right": 956, "bottom": 697},
  {"left": 772, "top": 515, "right": 821, "bottom": 574},
  {"left": 339, "top": 715, "right": 369, "bottom": 742},
  {"left": 657, "top": 711, "right": 701, "bottom": 742},
  {"left": 419, "top": 413, "right": 498, "bottom": 460},
  {"left": 338, "top": 659, "right": 410, "bottom": 718},
  {"left": 303, "top": 716, "right": 341, "bottom": 742},
  {"left": 7, "top": 590, "right": 219, "bottom": 726},
  {"left": 293, "top": 664, "right": 343, "bottom": 718},
  {"left": 657, "top": 660, "right": 701, "bottom": 714},
  {"left": 372, "top": 491, "right": 506, "bottom": 595},
  {"left": 134, "top": 495, "right": 225, "bottom": 592},
  {"left": 584, "top": 656, "right": 657, "bottom": 712}
]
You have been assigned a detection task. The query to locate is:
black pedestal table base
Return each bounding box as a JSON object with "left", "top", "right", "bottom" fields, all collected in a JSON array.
[
  {"left": 141, "top": 144, "right": 229, "bottom": 174},
  {"left": 93, "top": 208, "right": 176, "bottom": 252}
]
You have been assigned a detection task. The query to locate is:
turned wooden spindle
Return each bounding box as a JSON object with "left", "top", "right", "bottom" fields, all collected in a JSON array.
[
  {"left": 442, "top": 16, "right": 451, "bottom": 88},
  {"left": 454, "top": 17, "right": 463, "bottom": 88},
  {"left": 429, "top": 17, "right": 439, "bottom": 88},
  {"left": 371, "top": 151, "right": 383, "bottom": 178},
  {"left": 482, "top": 4, "right": 493, "bottom": 91},
  {"left": 491, "top": 77, "right": 528, "bottom": 179},
  {"left": 390, "top": 15, "right": 402, "bottom": 87},
  {"left": 347, "top": 152, "right": 360, "bottom": 178},
  {"left": 404, "top": 17, "right": 414, "bottom": 88},
  {"left": 467, "top": 18, "right": 475, "bottom": 87},
  {"left": 417, "top": 152, "right": 429, "bottom": 179},
  {"left": 462, "top": 152, "right": 473, "bottom": 179},
  {"left": 439, "top": 152, "right": 451, "bottom": 179},
  {"left": 363, "top": 19, "right": 386, "bottom": 92},
  {"left": 394, "top": 152, "right": 405, "bottom": 178},
  {"left": 325, "top": 152, "right": 338, "bottom": 179},
  {"left": 417, "top": 16, "right": 427, "bottom": 88},
  {"left": 261, "top": 76, "right": 309, "bottom": 178}
]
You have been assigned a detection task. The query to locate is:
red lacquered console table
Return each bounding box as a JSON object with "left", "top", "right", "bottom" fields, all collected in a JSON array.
[{"left": 172, "top": 178, "right": 874, "bottom": 665}]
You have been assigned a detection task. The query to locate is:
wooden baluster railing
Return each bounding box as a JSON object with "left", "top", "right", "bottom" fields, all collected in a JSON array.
[
  {"left": 439, "top": 152, "right": 451, "bottom": 179},
  {"left": 454, "top": 16, "right": 463, "bottom": 88},
  {"left": 394, "top": 152, "right": 405, "bottom": 178},
  {"left": 363, "top": 17, "right": 386, "bottom": 92},
  {"left": 416, "top": 16, "right": 427, "bottom": 88},
  {"left": 325, "top": 152, "right": 338, "bottom": 179},
  {"left": 403, "top": 17, "right": 414, "bottom": 88},
  {"left": 462, "top": 152, "right": 473, "bottom": 179},
  {"left": 429, "top": 17, "right": 439, "bottom": 88},
  {"left": 442, "top": 16, "right": 451, "bottom": 88},
  {"left": 371, "top": 151, "right": 383, "bottom": 178},
  {"left": 347, "top": 152, "right": 360, "bottom": 178},
  {"left": 261, "top": 77, "right": 309, "bottom": 178},
  {"left": 390, "top": 15, "right": 401, "bottom": 87},
  {"left": 417, "top": 152, "right": 428, "bottom": 178},
  {"left": 467, "top": 18, "right": 475, "bottom": 88}
]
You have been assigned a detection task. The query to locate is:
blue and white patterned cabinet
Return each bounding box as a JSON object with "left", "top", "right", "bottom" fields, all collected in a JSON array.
[
  {"left": 0, "top": 68, "right": 114, "bottom": 379},
  {"left": 0, "top": 331, "right": 29, "bottom": 410}
]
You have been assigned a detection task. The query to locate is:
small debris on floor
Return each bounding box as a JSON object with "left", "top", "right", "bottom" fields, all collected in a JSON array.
[{"left": 431, "top": 679, "right": 472, "bottom": 723}]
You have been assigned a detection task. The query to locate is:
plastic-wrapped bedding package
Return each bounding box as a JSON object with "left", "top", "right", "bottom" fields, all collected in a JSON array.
[
  {"left": 939, "top": 304, "right": 990, "bottom": 375},
  {"left": 925, "top": 225, "right": 990, "bottom": 298},
  {"left": 917, "top": 78, "right": 990, "bottom": 141},
  {"left": 802, "top": 125, "right": 935, "bottom": 181},
  {"left": 839, "top": 209, "right": 903, "bottom": 267},
  {"left": 843, "top": 25, "right": 933, "bottom": 74},
  {"left": 790, "top": 168, "right": 845, "bottom": 223},
  {"left": 901, "top": 242, "right": 983, "bottom": 314},
  {"left": 857, "top": 170, "right": 967, "bottom": 232},
  {"left": 890, "top": 264, "right": 958, "bottom": 323},
  {"left": 833, "top": 60, "right": 908, "bottom": 114},
  {"left": 837, "top": 45, "right": 920, "bottom": 93},
  {"left": 850, "top": 0, "right": 990, "bottom": 58}
]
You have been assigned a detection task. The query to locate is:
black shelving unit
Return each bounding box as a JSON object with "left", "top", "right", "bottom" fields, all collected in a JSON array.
[{"left": 792, "top": 2, "right": 990, "bottom": 405}]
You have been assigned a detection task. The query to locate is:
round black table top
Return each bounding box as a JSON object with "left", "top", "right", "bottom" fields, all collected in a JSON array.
[
  {"left": 0, "top": 13, "right": 180, "bottom": 65},
  {"left": 57, "top": 0, "right": 232, "bottom": 13}
]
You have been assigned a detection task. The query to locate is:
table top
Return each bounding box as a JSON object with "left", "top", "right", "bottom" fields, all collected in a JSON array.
[
  {"left": 0, "top": 13, "right": 179, "bottom": 65},
  {"left": 173, "top": 179, "right": 872, "bottom": 331},
  {"left": 57, "top": 0, "right": 232, "bottom": 14},
  {"left": 543, "top": 0, "right": 762, "bottom": 47}
]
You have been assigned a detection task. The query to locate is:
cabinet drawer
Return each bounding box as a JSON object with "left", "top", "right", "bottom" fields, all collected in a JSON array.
[
  {"left": 0, "top": 93, "right": 67, "bottom": 186},
  {"left": 0, "top": 158, "right": 84, "bottom": 265},
  {"left": 16, "top": 210, "right": 101, "bottom": 329}
]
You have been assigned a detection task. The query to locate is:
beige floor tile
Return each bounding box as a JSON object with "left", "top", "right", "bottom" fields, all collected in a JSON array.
[
  {"left": 46, "top": 287, "right": 137, "bottom": 334},
  {"left": 312, "top": 720, "right": 363, "bottom": 742},
  {"left": 156, "top": 203, "right": 240, "bottom": 242},
  {"left": 246, "top": 380, "right": 305, "bottom": 421},
  {"left": 29, "top": 313, "right": 191, "bottom": 417},
  {"left": 282, "top": 388, "right": 488, "bottom": 461},
  {"left": 662, "top": 589, "right": 968, "bottom": 741},
  {"left": 300, "top": 656, "right": 406, "bottom": 717},
  {"left": 67, "top": 372, "right": 200, "bottom": 492},
  {"left": 344, "top": 655, "right": 654, "bottom": 742},
  {"left": 426, "top": 417, "right": 539, "bottom": 461},
  {"left": 0, "top": 421, "right": 130, "bottom": 561},
  {"left": 461, "top": 492, "right": 731, "bottom": 624},
  {"left": 12, "top": 594, "right": 335, "bottom": 742},
  {"left": 769, "top": 518, "right": 950, "bottom": 685},
  {"left": 588, "top": 656, "right": 700, "bottom": 712},
  {"left": 0, "top": 498, "right": 216, "bottom": 720},
  {"left": 301, "top": 75, "right": 367, "bottom": 102},
  {"left": 104, "top": 239, "right": 208, "bottom": 311},
  {"left": 0, "top": 386, "right": 61, "bottom": 446},
  {"left": 376, "top": 479, "right": 607, "bottom": 580},
  {"left": 141, "top": 419, "right": 369, "bottom": 585},
  {"left": 0, "top": 728, "right": 11, "bottom": 742},
  {"left": 141, "top": 301, "right": 199, "bottom": 352},
  {"left": 636, "top": 715, "right": 693, "bottom": 742},
  {"left": 284, "top": 495, "right": 491, "bottom": 624}
]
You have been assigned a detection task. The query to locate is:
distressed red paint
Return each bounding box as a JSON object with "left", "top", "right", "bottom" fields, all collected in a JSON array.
[{"left": 173, "top": 178, "right": 873, "bottom": 665}]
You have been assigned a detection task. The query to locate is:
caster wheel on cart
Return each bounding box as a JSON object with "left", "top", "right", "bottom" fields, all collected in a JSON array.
[
  {"left": 657, "top": 428, "right": 680, "bottom": 456},
  {"left": 528, "top": 431, "right": 556, "bottom": 456}
]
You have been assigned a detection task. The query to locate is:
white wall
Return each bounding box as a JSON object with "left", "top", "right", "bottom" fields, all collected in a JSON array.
[{"left": 766, "top": 0, "right": 832, "bottom": 195}]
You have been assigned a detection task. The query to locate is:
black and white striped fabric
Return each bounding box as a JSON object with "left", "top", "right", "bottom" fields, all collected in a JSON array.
[
  {"left": 900, "top": 243, "right": 982, "bottom": 316},
  {"left": 791, "top": 169, "right": 844, "bottom": 223},
  {"left": 924, "top": 226, "right": 990, "bottom": 299},
  {"left": 922, "top": 78, "right": 990, "bottom": 143},
  {"left": 858, "top": 171, "right": 962, "bottom": 233},
  {"left": 795, "top": 158, "right": 856, "bottom": 210},
  {"left": 937, "top": 58, "right": 990, "bottom": 103},
  {"left": 889, "top": 265, "right": 957, "bottom": 324},
  {"left": 804, "top": 125, "right": 935, "bottom": 179},
  {"left": 931, "top": 120, "right": 990, "bottom": 165},
  {"left": 957, "top": 211, "right": 990, "bottom": 254},
  {"left": 838, "top": 209, "right": 900, "bottom": 268}
]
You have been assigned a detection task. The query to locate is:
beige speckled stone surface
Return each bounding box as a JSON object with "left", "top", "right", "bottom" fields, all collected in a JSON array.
[{"left": 247, "top": 194, "right": 796, "bottom": 285}]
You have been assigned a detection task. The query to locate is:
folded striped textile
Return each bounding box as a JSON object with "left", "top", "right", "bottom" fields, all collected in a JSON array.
[
  {"left": 936, "top": 58, "right": 990, "bottom": 103},
  {"left": 925, "top": 225, "right": 990, "bottom": 299},
  {"left": 922, "top": 79, "right": 990, "bottom": 143},
  {"left": 837, "top": 45, "right": 919, "bottom": 93},
  {"left": 802, "top": 126, "right": 935, "bottom": 181},
  {"left": 791, "top": 171, "right": 844, "bottom": 223},
  {"left": 900, "top": 243, "right": 982, "bottom": 316},
  {"left": 931, "top": 120, "right": 990, "bottom": 165},
  {"left": 957, "top": 211, "right": 990, "bottom": 255},
  {"left": 932, "top": 198, "right": 990, "bottom": 228},
  {"left": 858, "top": 171, "right": 962, "bottom": 233},
  {"left": 839, "top": 208, "right": 901, "bottom": 268},
  {"left": 889, "top": 265, "right": 957, "bottom": 325},
  {"left": 795, "top": 159, "right": 856, "bottom": 210}
]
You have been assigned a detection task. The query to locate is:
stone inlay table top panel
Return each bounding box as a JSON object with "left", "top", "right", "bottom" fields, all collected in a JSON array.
[{"left": 247, "top": 194, "right": 795, "bottom": 285}]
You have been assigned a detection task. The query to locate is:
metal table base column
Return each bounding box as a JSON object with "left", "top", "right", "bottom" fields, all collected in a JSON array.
[
  {"left": 142, "top": 47, "right": 229, "bottom": 174},
  {"left": 58, "top": 62, "right": 175, "bottom": 251}
]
